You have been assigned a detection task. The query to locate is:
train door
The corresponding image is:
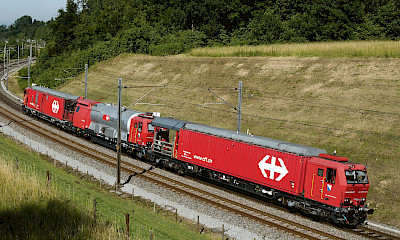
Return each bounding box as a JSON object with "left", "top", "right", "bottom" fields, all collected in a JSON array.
[
  {"left": 129, "top": 120, "right": 141, "bottom": 144},
  {"left": 304, "top": 160, "right": 327, "bottom": 201},
  {"left": 311, "top": 166, "right": 326, "bottom": 200},
  {"left": 35, "top": 92, "right": 40, "bottom": 110},
  {"left": 41, "top": 93, "right": 47, "bottom": 112},
  {"left": 304, "top": 159, "right": 342, "bottom": 206}
]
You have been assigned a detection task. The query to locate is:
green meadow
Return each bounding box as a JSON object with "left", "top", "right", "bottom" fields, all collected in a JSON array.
[{"left": 0, "top": 134, "right": 217, "bottom": 239}]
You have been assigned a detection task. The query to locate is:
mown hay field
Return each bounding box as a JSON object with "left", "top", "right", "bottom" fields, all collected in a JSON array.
[{"left": 189, "top": 40, "right": 400, "bottom": 58}]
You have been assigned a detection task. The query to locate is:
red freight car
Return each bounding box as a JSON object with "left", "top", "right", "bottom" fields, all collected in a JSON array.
[
  {"left": 72, "top": 98, "right": 100, "bottom": 131},
  {"left": 151, "top": 118, "right": 372, "bottom": 225},
  {"left": 176, "top": 128, "right": 309, "bottom": 196},
  {"left": 23, "top": 86, "right": 82, "bottom": 128}
]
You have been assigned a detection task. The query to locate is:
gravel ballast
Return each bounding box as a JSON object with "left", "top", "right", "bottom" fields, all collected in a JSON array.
[{"left": 2, "top": 75, "right": 395, "bottom": 239}]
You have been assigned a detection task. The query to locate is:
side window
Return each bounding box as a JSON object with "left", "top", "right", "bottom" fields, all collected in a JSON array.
[
  {"left": 76, "top": 106, "right": 80, "bottom": 113},
  {"left": 138, "top": 122, "right": 142, "bottom": 132},
  {"left": 35, "top": 93, "right": 38, "bottom": 104},
  {"left": 326, "top": 168, "right": 336, "bottom": 184},
  {"left": 134, "top": 123, "right": 137, "bottom": 128},
  {"left": 317, "top": 168, "right": 324, "bottom": 177},
  {"left": 148, "top": 123, "right": 155, "bottom": 132}
]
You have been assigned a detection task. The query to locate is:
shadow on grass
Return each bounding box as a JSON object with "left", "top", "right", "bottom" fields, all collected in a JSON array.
[{"left": 0, "top": 199, "right": 96, "bottom": 240}]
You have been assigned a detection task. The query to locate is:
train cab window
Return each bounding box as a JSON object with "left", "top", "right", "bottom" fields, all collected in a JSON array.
[
  {"left": 317, "top": 168, "right": 324, "bottom": 177},
  {"left": 134, "top": 123, "right": 137, "bottom": 128},
  {"left": 345, "top": 170, "right": 369, "bottom": 184},
  {"left": 148, "top": 123, "right": 155, "bottom": 132},
  {"left": 326, "top": 168, "right": 336, "bottom": 184},
  {"left": 76, "top": 106, "right": 80, "bottom": 112}
]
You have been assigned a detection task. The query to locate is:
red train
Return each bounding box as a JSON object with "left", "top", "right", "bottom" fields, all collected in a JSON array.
[{"left": 22, "top": 85, "right": 374, "bottom": 226}]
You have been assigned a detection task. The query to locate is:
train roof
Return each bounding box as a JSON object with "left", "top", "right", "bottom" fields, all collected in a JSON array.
[
  {"left": 91, "top": 103, "right": 144, "bottom": 118},
  {"left": 152, "top": 117, "right": 327, "bottom": 157},
  {"left": 152, "top": 117, "right": 187, "bottom": 131},
  {"left": 29, "top": 86, "right": 80, "bottom": 101}
]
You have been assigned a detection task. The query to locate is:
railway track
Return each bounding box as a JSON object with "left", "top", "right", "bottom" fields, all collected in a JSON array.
[
  {"left": 1, "top": 66, "right": 400, "bottom": 240},
  {"left": 350, "top": 226, "right": 400, "bottom": 240},
  {"left": 0, "top": 98, "right": 344, "bottom": 240}
]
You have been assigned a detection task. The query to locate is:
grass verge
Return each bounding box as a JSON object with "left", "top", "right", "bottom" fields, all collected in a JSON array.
[{"left": 0, "top": 133, "right": 217, "bottom": 240}]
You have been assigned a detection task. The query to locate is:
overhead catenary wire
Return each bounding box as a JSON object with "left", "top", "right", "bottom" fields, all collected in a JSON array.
[
  {"left": 144, "top": 94, "right": 400, "bottom": 141},
  {"left": 123, "top": 86, "right": 158, "bottom": 111},
  {"left": 59, "top": 78, "right": 398, "bottom": 139},
  {"left": 151, "top": 84, "right": 400, "bottom": 117},
  {"left": 132, "top": 96, "right": 398, "bottom": 149},
  {"left": 158, "top": 84, "right": 400, "bottom": 117}
]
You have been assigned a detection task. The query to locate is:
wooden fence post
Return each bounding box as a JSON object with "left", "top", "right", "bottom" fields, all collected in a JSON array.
[
  {"left": 197, "top": 216, "right": 199, "bottom": 233},
  {"left": 222, "top": 224, "right": 224, "bottom": 240},
  {"left": 46, "top": 170, "right": 51, "bottom": 192},
  {"left": 93, "top": 199, "right": 97, "bottom": 221},
  {"left": 125, "top": 213, "right": 130, "bottom": 240}
]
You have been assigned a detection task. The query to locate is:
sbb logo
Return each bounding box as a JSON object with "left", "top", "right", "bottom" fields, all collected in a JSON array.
[
  {"left": 258, "top": 155, "right": 289, "bottom": 182},
  {"left": 52, "top": 100, "right": 60, "bottom": 114}
]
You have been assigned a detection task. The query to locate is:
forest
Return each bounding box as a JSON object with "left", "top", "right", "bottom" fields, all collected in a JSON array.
[{"left": 1, "top": 0, "right": 400, "bottom": 87}]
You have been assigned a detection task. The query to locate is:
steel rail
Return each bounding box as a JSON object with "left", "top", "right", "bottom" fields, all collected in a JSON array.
[
  {"left": 0, "top": 104, "right": 342, "bottom": 240},
  {"left": 2, "top": 77, "right": 398, "bottom": 240}
]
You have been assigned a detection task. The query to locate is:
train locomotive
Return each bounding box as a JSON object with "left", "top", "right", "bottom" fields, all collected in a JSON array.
[{"left": 22, "top": 85, "right": 374, "bottom": 226}]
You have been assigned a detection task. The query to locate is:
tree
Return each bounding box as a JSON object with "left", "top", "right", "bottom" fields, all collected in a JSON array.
[{"left": 48, "top": 0, "right": 78, "bottom": 54}]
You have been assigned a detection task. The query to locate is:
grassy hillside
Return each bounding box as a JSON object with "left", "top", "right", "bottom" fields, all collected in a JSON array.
[
  {"left": 8, "top": 41, "right": 400, "bottom": 226},
  {"left": 0, "top": 134, "right": 217, "bottom": 239},
  {"left": 56, "top": 53, "right": 399, "bottom": 226}
]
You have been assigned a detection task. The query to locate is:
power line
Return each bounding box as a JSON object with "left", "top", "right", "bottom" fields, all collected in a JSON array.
[
  {"left": 144, "top": 95, "right": 400, "bottom": 141},
  {"left": 164, "top": 85, "right": 399, "bottom": 117},
  {"left": 247, "top": 89, "right": 400, "bottom": 117},
  {"left": 131, "top": 96, "right": 398, "bottom": 149}
]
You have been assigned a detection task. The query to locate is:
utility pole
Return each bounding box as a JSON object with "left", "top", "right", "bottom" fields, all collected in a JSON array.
[
  {"left": 85, "top": 64, "right": 88, "bottom": 99},
  {"left": 7, "top": 47, "right": 10, "bottom": 89},
  {"left": 117, "top": 78, "right": 122, "bottom": 185},
  {"left": 237, "top": 81, "right": 243, "bottom": 133},
  {"left": 3, "top": 44, "right": 5, "bottom": 79},
  {"left": 27, "top": 42, "right": 32, "bottom": 87}
]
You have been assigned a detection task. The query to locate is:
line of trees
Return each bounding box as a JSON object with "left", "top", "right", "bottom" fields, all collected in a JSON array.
[
  {"left": 0, "top": 16, "right": 49, "bottom": 42},
  {"left": 1, "top": 0, "right": 399, "bottom": 87}
]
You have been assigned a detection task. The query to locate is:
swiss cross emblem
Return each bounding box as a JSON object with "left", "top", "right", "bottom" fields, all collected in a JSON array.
[
  {"left": 258, "top": 155, "right": 289, "bottom": 182},
  {"left": 52, "top": 100, "right": 59, "bottom": 114}
]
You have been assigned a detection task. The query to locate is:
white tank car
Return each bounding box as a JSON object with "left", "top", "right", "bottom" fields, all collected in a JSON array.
[{"left": 89, "top": 103, "right": 144, "bottom": 141}]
